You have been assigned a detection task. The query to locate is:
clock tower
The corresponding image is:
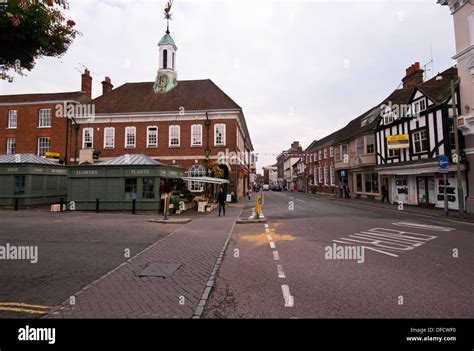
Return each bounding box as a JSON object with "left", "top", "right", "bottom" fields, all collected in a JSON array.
[{"left": 154, "top": 1, "right": 178, "bottom": 93}]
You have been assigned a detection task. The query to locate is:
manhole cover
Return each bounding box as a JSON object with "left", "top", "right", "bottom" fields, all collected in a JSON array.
[{"left": 139, "top": 263, "right": 181, "bottom": 278}]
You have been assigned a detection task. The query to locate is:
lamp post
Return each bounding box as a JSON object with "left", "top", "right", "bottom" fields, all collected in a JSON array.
[{"left": 449, "top": 75, "right": 465, "bottom": 217}]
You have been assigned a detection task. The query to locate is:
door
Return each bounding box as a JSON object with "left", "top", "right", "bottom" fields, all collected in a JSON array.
[
  {"left": 382, "top": 177, "right": 390, "bottom": 203},
  {"left": 417, "top": 176, "right": 436, "bottom": 207}
]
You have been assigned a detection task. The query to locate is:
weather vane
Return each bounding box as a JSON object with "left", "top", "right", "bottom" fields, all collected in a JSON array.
[{"left": 164, "top": 0, "right": 173, "bottom": 34}]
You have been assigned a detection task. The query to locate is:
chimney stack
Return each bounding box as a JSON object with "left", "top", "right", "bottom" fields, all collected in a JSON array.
[
  {"left": 102, "top": 77, "right": 113, "bottom": 95},
  {"left": 402, "top": 62, "right": 424, "bottom": 89},
  {"left": 81, "top": 69, "right": 92, "bottom": 100}
]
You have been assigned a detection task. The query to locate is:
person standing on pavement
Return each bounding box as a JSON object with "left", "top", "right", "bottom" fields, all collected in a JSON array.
[
  {"left": 381, "top": 184, "right": 389, "bottom": 203},
  {"left": 218, "top": 187, "right": 227, "bottom": 216}
]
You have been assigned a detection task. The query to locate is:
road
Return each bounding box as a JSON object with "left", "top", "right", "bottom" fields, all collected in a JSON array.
[
  {"left": 204, "top": 191, "right": 474, "bottom": 318},
  {"left": 0, "top": 211, "right": 179, "bottom": 318}
]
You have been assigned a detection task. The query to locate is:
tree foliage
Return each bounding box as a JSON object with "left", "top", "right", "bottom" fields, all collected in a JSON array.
[{"left": 0, "top": 0, "right": 79, "bottom": 74}]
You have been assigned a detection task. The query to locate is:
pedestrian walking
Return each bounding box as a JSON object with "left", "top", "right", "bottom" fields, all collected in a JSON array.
[
  {"left": 343, "top": 184, "right": 350, "bottom": 199},
  {"left": 381, "top": 184, "right": 389, "bottom": 203},
  {"left": 218, "top": 187, "right": 227, "bottom": 216}
]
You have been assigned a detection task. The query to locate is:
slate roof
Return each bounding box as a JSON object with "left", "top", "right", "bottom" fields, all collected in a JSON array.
[
  {"left": 0, "top": 154, "right": 59, "bottom": 165},
  {"left": 98, "top": 154, "right": 166, "bottom": 166},
  {"left": 0, "top": 91, "right": 89, "bottom": 104},
  {"left": 91, "top": 79, "right": 242, "bottom": 114}
]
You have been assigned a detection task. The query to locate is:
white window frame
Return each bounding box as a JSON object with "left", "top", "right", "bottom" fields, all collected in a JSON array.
[
  {"left": 8, "top": 110, "right": 17, "bottom": 129},
  {"left": 191, "top": 124, "right": 203, "bottom": 146},
  {"left": 6, "top": 138, "right": 16, "bottom": 154},
  {"left": 324, "top": 166, "right": 329, "bottom": 186},
  {"left": 147, "top": 126, "right": 158, "bottom": 148},
  {"left": 356, "top": 137, "right": 365, "bottom": 156},
  {"left": 323, "top": 148, "right": 328, "bottom": 159},
  {"left": 188, "top": 165, "right": 205, "bottom": 192},
  {"left": 125, "top": 126, "right": 136, "bottom": 148},
  {"left": 329, "top": 146, "right": 334, "bottom": 158},
  {"left": 38, "top": 109, "right": 52, "bottom": 128},
  {"left": 366, "top": 135, "right": 375, "bottom": 154},
  {"left": 37, "top": 137, "right": 51, "bottom": 157},
  {"left": 82, "top": 128, "right": 94, "bottom": 149},
  {"left": 214, "top": 123, "right": 226, "bottom": 146},
  {"left": 104, "top": 127, "right": 115, "bottom": 149},
  {"left": 169, "top": 125, "right": 180, "bottom": 147},
  {"left": 388, "top": 148, "right": 400, "bottom": 158},
  {"left": 318, "top": 150, "right": 322, "bottom": 161},
  {"left": 412, "top": 130, "right": 428, "bottom": 154},
  {"left": 330, "top": 165, "right": 336, "bottom": 186},
  {"left": 334, "top": 145, "right": 341, "bottom": 161},
  {"left": 318, "top": 167, "right": 323, "bottom": 184}
]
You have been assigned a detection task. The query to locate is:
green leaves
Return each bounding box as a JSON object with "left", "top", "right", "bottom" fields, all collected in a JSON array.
[{"left": 0, "top": 0, "right": 79, "bottom": 76}]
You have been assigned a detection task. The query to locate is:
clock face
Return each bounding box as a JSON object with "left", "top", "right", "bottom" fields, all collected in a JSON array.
[{"left": 158, "top": 74, "right": 169, "bottom": 88}]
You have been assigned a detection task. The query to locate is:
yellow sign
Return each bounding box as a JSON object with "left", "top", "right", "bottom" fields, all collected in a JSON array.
[
  {"left": 387, "top": 134, "right": 409, "bottom": 150},
  {"left": 45, "top": 152, "right": 60, "bottom": 158}
]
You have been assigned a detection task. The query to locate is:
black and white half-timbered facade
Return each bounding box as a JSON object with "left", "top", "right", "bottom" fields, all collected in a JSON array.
[{"left": 375, "top": 67, "right": 467, "bottom": 210}]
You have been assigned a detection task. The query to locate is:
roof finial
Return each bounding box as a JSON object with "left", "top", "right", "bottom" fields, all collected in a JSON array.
[{"left": 164, "top": 0, "right": 173, "bottom": 34}]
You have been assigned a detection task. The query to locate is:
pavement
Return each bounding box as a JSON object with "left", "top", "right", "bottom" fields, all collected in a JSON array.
[
  {"left": 203, "top": 191, "right": 474, "bottom": 318},
  {"left": 305, "top": 191, "right": 474, "bottom": 223},
  {"left": 0, "top": 211, "right": 180, "bottom": 319},
  {"left": 44, "top": 204, "right": 243, "bottom": 318}
]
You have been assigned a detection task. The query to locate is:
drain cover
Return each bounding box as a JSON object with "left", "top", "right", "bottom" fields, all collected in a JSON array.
[{"left": 139, "top": 263, "right": 181, "bottom": 278}]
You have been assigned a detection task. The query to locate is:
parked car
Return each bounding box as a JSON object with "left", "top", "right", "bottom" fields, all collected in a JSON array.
[
  {"left": 263, "top": 184, "right": 270, "bottom": 191},
  {"left": 271, "top": 185, "right": 282, "bottom": 192}
]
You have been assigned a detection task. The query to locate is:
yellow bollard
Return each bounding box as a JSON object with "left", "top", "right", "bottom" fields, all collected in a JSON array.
[{"left": 255, "top": 194, "right": 262, "bottom": 218}]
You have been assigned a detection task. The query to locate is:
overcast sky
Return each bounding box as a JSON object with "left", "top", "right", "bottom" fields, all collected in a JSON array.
[{"left": 0, "top": 0, "right": 456, "bottom": 172}]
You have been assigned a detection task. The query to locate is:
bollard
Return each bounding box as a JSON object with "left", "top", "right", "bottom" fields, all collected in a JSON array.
[
  {"left": 60, "top": 197, "right": 64, "bottom": 212},
  {"left": 132, "top": 199, "right": 136, "bottom": 215},
  {"left": 96, "top": 198, "right": 100, "bottom": 213},
  {"left": 14, "top": 198, "right": 19, "bottom": 211}
]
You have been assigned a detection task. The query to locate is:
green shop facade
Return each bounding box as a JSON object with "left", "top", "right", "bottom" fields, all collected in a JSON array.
[
  {"left": 0, "top": 154, "right": 67, "bottom": 208},
  {"left": 67, "top": 154, "right": 184, "bottom": 211}
]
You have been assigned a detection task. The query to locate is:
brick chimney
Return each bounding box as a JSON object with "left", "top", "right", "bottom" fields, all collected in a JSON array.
[
  {"left": 81, "top": 69, "right": 92, "bottom": 99},
  {"left": 402, "top": 62, "right": 424, "bottom": 88},
  {"left": 101, "top": 77, "right": 113, "bottom": 95}
]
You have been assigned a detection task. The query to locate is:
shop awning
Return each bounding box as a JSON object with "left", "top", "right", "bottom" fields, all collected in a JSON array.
[{"left": 181, "top": 176, "right": 230, "bottom": 184}]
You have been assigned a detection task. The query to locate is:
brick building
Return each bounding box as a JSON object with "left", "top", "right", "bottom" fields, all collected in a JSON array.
[
  {"left": 0, "top": 22, "right": 254, "bottom": 199},
  {"left": 305, "top": 136, "right": 338, "bottom": 195},
  {"left": 0, "top": 87, "right": 90, "bottom": 162}
]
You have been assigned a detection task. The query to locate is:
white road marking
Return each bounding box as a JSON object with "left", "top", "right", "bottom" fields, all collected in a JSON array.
[
  {"left": 267, "top": 234, "right": 273, "bottom": 241},
  {"left": 269, "top": 241, "right": 276, "bottom": 249},
  {"left": 273, "top": 251, "right": 280, "bottom": 260},
  {"left": 265, "top": 228, "right": 270, "bottom": 233},
  {"left": 277, "top": 265, "right": 286, "bottom": 278},
  {"left": 392, "top": 222, "right": 455, "bottom": 232},
  {"left": 295, "top": 199, "right": 305, "bottom": 203},
  {"left": 281, "top": 285, "right": 294, "bottom": 307},
  {"left": 264, "top": 224, "right": 269, "bottom": 228}
]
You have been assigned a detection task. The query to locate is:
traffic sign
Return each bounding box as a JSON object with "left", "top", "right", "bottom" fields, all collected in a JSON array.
[{"left": 438, "top": 155, "right": 449, "bottom": 173}]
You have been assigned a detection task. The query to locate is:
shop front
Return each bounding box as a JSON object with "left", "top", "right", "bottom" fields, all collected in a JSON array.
[
  {"left": 67, "top": 154, "right": 184, "bottom": 211},
  {"left": 0, "top": 154, "right": 67, "bottom": 208},
  {"left": 376, "top": 162, "right": 467, "bottom": 210}
]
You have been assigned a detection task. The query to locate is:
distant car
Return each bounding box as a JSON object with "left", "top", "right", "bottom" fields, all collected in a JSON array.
[
  {"left": 263, "top": 184, "right": 270, "bottom": 191},
  {"left": 270, "top": 185, "right": 282, "bottom": 192}
]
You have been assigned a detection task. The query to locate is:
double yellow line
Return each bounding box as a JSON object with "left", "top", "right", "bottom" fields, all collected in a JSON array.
[{"left": 0, "top": 302, "right": 51, "bottom": 315}]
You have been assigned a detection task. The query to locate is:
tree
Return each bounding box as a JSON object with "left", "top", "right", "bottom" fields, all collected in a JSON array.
[{"left": 0, "top": 0, "right": 79, "bottom": 80}]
